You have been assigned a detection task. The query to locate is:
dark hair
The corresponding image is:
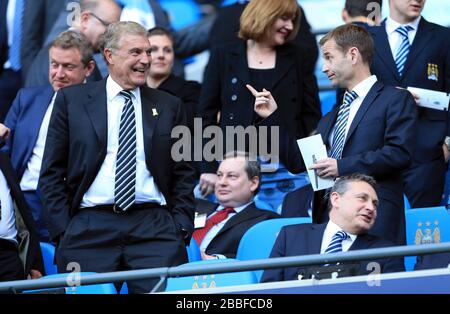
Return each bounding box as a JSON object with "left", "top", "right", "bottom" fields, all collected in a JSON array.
[
  {"left": 148, "top": 27, "right": 174, "bottom": 45},
  {"left": 319, "top": 24, "right": 374, "bottom": 65},
  {"left": 345, "top": 0, "right": 382, "bottom": 18},
  {"left": 223, "top": 151, "right": 261, "bottom": 195},
  {"left": 50, "top": 30, "right": 94, "bottom": 67},
  {"left": 327, "top": 173, "right": 378, "bottom": 210}
]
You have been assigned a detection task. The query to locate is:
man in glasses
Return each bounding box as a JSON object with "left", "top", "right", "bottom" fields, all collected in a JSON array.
[{"left": 24, "top": 0, "right": 121, "bottom": 88}]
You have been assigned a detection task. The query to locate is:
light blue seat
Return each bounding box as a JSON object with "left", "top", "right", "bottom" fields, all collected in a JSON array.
[
  {"left": 404, "top": 194, "right": 411, "bottom": 210},
  {"left": 159, "top": 0, "right": 201, "bottom": 30},
  {"left": 24, "top": 272, "right": 117, "bottom": 294},
  {"left": 39, "top": 242, "right": 57, "bottom": 275},
  {"left": 165, "top": 259, "right": 257, "bottom": 291},
  {"left": 236, "top": 217, "right": 311, "bottom": 281},
  {"left": 405, "top": 206, "right": 450, "bottom": 271},
  {"left": 186, "top": 237, "right": 202, "bottom": 262},
  {"left": 221, "top": 0, "right": 238, "bottom": 6}
]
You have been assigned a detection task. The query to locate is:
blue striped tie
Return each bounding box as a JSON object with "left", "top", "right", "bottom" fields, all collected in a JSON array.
[
  {"left": 395, "top": 25, "right": 413, "bottom": 77},
  {"left": 325, "top": 230, "right": 349, "bottom": 254},
  {"left": 114, "top": 90, "right": 136, "bottom": 212},
  {"left": 8, "top": 0, "right": 24, "bottom": 71},
  {"left": 330, "top": 91, "right": 358, "bottom": 160}
]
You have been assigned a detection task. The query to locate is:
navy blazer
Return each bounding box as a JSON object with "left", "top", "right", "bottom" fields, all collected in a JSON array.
[
  {"left": 261, "top": 223, "right": 405, "bottom": 283},
  {"left": 370, "top": 18, "right": 450, "bottom": 162},
  {"left": 3, "top": 86, "right": 54, "bottom": 180},
  {"left": 195, "top": 200, "right": 279, "bottom": 258},
  {"left": 39, "top": 78, "right": 196, "bottom": 240}
]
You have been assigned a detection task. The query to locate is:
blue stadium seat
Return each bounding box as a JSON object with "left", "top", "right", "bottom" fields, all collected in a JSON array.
[
  {"left": 404, "top": 194, "right": 411, "bottom": 210},
  {"left": 39, "top": 242, "right": 57, "bottom": 275},
  {"left": 165, "top": 259, "right": 257, "bottom": 292},
  {"left": 405, "top": 206, "right": 450, "bottom": 271},
  {"left": 24, "top": 272, "right": 117, "bottom": 294},
  {"left": 186, "top": 237, "right": 202, "bottom": 262},
  {"left": 236, "top": 217, "right": 311, "bottom": 281},
  {"left": 221, "top": 0, "right": 238, "bottom": 6},
  {"left": 159, "top": 0, "right": 201, "bottom": 30},
  {"left": 319, "top": 90, "right": 336, "bottom": 116}
]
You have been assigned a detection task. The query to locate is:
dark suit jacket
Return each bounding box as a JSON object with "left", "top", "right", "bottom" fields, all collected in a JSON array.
[
  {"left": 0, "top": 152, "right": 44, "bottom": 275},
  {"left": 261, "top": 223, "right": 405, "bottom": 282},
  {"left": 39, "top": 78, "right": 196, "bottom": 241},
  {"left": 196, "top": 199, "right": 279, "bottom": 258},
  {"left": 209, "top": 2, "right": 318, "bottom": 68},
  {"left": 158, "top": 74, "right": 201, "bottom": 131},
  {"left": 281, "top": 184, "right": 313, "bottom": 218},
  {"left": 270, "top": 81, "right": 417, "bottom": 243},
  {"left": 0, "top": 0, "right": 8, "bottom": 76},
  {"left": 415, "top": 252, "right": 450, "bottom": 270},
  {"left": 370, "top": 18, "right": 450, "bottom": 163},
  {"left": 199, "top": 40, "right": 321, "bottom": 173},
  {"left": 3, "top": 86, "right": 54, "bottom": 180}
]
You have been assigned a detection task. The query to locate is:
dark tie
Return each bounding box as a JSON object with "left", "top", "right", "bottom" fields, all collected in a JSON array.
[
  {"left": 329, "top": 91, "right": 358, "bottom": 160},
  {"left": 114, "top": 90, "right": 136, "bottom": 212},
  {"left": 193, "top": 207, "right": 235, "bottom": 246},
  {"left": 325, "top": 230, "right": 350, "bottom": 254},
  {"left": 395, "top": 25, "right": 413, "bottom": 77},
  {"left": 9, "top": 0, "right": 24, "bottom": 71}
]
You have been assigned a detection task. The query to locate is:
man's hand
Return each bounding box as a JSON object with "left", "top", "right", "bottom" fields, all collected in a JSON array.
[
  {"left": 309, "top": 158, "right": 339, "bottom": 178},
  {"left": 201, "top": 250, "right": 218, "bottom": 260},
  {"left": 0, "top": 123, "right": 10, "bottom": 140},
  {"left": 443, "top": 144, "right": 450, "bottom": 163},
  {"left": 246, "top": 84, "right": 278, "bottom": 119},
  {"left": 29, "top": 269, "right": 43, "bottom": 279},
  {"left": 199, "top": 173, "right": 218, "bottom": 197}
]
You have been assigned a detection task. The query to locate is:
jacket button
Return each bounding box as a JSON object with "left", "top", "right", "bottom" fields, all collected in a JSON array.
[
  {"left": 229, "top": 113, "right": 234, "bottom": 120},
  {"left": 231, "top": 95, "right": 237, "bottom": 101},
  {"left": 231, "top": 77, "right": 238, "bottom": 84}
]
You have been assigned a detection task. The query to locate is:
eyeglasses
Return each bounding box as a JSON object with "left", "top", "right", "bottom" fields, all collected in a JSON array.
[{"left": 90, "top": 12, "right": 110, "bottom": 27}]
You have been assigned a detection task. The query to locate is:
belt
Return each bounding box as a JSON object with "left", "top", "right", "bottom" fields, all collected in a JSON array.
[{"left": 86, "top": 202, "right": 165, "bottom": 214}]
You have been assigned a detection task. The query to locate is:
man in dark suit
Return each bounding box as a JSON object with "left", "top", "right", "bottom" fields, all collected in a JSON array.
[
  {"left": 264, "top": 24, "right": 417, "bottom": 245},
  {"left": 25, "top": 0, "right": 121, "bottom": 88},
  {"left": 261, "top": 174, "right": 404, "bottom": 283},
  {"left": 0, "top": 135, "right": 44, "bottom": 281},
  {"left": 369, "top": 0, "right": 450, "bottom": 208},
  {"left": 3, "top": 31, "right": 95, "bottom": 242},
  {"left": 281, "top": 184, "right": 313, "bottom": 218},
  {"left": 193, "top": 152, "right": 279, "bottom": 259},
  {"left": 39, "top": 22, "right": 196, "bottom": 293}
]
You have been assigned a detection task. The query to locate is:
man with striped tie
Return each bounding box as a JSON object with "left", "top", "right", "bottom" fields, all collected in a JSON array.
[
  {"left": 370, "top": 0, "right": 450, "bottom": 209},
  {"left": 267, "top": 24, "right": 417, "bottom": 245},
  {"left": 261, "top": 174, "right": 405, "bottom": 283},
  {"left": 39, "top": 22, "right": 196, "bottom": 293}
]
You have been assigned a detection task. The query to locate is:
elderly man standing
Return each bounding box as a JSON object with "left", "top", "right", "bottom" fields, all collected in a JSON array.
[{"left": 39, "top": 22, "right": 196, "bottom": 293}]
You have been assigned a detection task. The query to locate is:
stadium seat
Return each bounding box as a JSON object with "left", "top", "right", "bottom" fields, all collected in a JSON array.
[
  {"left": 39, "top": 242, "right": 57, "bottom": 275},
  {"left": 236, "top": 217, "right": 311, "bottom": 281},
  {"left": 24, "top": 272, "right": 117, "bottom": 294},
  {"left": 404, "top": 194, "right": 411, "bottom": 210},
  {"left": 221, "top": 0, "right": 238, "bottom": 6},
  {"left": 186, "top": 237, "right": 202, "bottom": 262},
  {"left": 165, "top": 259, "right": 257, "bottom": 292},
  {"left": 405, "top": 206, "right": 450, "bottom": 271},
  {"left": 159, "top": 0, "right": 201, "bottom": 30}
]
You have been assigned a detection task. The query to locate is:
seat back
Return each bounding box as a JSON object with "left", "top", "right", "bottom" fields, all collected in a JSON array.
[
  {"left": 159, "top": 0, "right": 201, "bottom": 30},
  {"left": 186, "top": 237, "right": 202, "bottom": 262},
  {"left": 39, "top": 242, "right": 57, "bottom": 275},
  {"left": 405, "top": 206, "right": 450, "bottom": 270},
  {"left": 165, "top": 259, "right": 257, "bottom": 292},
  {"left": 236, "top": 217, "right": 311, "bottom": 281}
]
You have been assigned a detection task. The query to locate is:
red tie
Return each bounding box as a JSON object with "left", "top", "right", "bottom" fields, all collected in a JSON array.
[{"left": 193, "top": 207, "right": 235, "bottom": 246}]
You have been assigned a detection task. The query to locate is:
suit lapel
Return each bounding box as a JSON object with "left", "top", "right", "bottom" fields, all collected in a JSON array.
[
  {"left": 83, "top": 79, "right": 108, "bottom": 149},
  {"left": 271, "top": 46, "right": 294, "bottom": 90},
  {"left": 402, "top": 18, "right": 433, "bottom": 78},
  {"left": 229, "top": 42, "right": 251, "bottom": 87},
  {"left": 349, "top": 234, "right": 371, "bottom": 251},
  {"left": 343, "top": 82, "right": 382, "bottom": 148},
  {"left": 319, "top": 107, "right": 339, "bottom": 147},
  {"left": 140, "top": 86, "right": 162, "bottom": 158},
  {"left": 28, "top": 86, "right": 54, "bottom": 149},
  {"left": 307, "top": 223, "right": 326, "bottom": 254},
  {"left": 216, "top": 203, "right": 260, "bottom": 236},
  {"left": 372, "top": 24, "right": 399, "bottom": 80}
]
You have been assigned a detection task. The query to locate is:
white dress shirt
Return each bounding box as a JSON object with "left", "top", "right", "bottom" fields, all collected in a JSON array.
[
  {"left": 385, "top": 16, "right": 421, "bottom": 59},
  {"left": 320, "top": 220, "right": 357, "bottom": 254},
  {"left": 199, "top": 201, "right": 253, "bottom": 253},
  {"left": 0, "top": 170, "right": 18, "bottom": 244},
  {"left": 81, "top": 76, "right": 166, "bottom": 207},
  {"left": 20, "top": 93, "right": 56, "bottom": 191},
  {"left": 329, "top": 75, "right": 378, "bottom": 147}
]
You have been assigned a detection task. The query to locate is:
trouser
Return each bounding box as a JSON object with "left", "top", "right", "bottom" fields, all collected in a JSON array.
[{"left": 0, "top": 238, "right": 25, "bottom": 282}]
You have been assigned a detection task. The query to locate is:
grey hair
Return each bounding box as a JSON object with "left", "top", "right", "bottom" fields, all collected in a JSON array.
[
  {"left": 223, "top": 151, "right": 261, "bottom": 194},
  {"left": 327, "top": 173, "right": 378, "bottom": 210},
  {"left": 100, "top": 21, "right": 148, "bottom": 60}
]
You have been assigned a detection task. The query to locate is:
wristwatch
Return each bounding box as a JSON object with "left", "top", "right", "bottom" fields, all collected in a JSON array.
[{"left": 445, "top": 136, "right": 450, "bottom": 151}]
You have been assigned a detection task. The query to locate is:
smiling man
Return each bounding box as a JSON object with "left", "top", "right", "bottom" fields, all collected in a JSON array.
[
  {"left": 261, "top": 174, "right": 405, "bottom": 283},
  {"left": 39, "top": 22, "right": 196, "bottom": 293}
]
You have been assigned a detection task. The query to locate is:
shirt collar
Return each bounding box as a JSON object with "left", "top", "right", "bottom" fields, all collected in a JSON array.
[
  {"left": 350, "top": 75, "right": 378, "bottom": 101},
  {"left": 386, "top": 15, "right": 421, "bottom": 35},
  {"left": 326, "top": 220, "right": 358, "bottom": 242},
  {"left": 106, "top": 75, "right": 140, "bottom": 103},
  {"left": 217, "top": 201, "right": 254, "bottom": 214}
]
